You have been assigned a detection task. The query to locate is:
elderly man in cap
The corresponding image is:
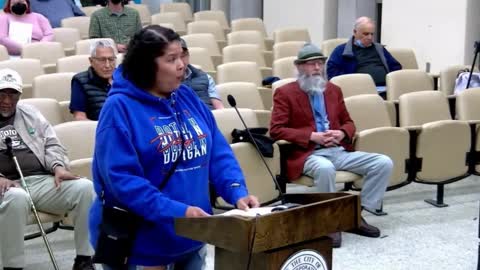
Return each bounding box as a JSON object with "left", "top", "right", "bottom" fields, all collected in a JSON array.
[
  {"left": 270, "top": 44, "right": 392, "bottom": 248},
  {"left": 0, "top": 69, "right": 95, "bottom": 270},
  {"left": 180, "top": 38, "right": 224, "bottom": 110}
]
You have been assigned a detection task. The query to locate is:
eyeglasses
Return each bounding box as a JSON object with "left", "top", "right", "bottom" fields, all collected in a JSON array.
[
  {"left": 0, "top": 92, "right": 20, "bottom": 100},
  {"left": 92, "top": 57, "right": 117, "bottom": 65},
  {"left": 304, "top": 60, "right": 326, "bottom": 66}
]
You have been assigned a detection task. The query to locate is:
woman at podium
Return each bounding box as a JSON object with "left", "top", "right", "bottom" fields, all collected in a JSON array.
[{"left": 89, "top": 25, "right": 259, "bottom": 270}]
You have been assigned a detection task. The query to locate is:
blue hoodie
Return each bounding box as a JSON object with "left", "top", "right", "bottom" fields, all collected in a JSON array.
[{"left": 89, "top": 66, "right": 249, "bottom": 266}]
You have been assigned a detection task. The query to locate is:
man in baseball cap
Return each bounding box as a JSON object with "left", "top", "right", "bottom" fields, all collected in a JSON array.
[
  {"left": 0, "top": 68, "right": 23, "bottom": 118},
  {"left": 0, "top": 67, "right": 96, "bottom": 270}
]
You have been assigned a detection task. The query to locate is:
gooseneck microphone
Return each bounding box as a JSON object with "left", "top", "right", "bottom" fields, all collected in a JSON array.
[
  {"left": 227, "top": 95, "right": 287, "bottom": 204},
  {"left": 3, "top": 137, "right": 60, "bottom": 270}
]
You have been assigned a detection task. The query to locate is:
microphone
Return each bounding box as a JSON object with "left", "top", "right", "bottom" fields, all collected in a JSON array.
[
  {"left": 4, "top": 137, "right": 13, "bottom": 158},
  {"left": 227, "top": 94, "right": 296, "bottom": 207}
]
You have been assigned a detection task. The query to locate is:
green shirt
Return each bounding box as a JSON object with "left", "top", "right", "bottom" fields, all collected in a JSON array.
[{"left": 89, "top": 6, "right": 142, "bottom": 45}]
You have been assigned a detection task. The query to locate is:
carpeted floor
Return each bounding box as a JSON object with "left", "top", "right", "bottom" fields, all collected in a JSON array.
[{"left": 20, "top": 175, "right": 479, "bottom": 270}]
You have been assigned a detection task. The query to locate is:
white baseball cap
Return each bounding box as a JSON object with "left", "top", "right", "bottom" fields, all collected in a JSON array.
[{"left": 0, "top": 68, "right": 23, "bottom": 94}]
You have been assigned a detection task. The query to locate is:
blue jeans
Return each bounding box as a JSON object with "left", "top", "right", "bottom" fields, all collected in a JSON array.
[{"left": 102, "top": 245, "right": 207, "bottom": 270}]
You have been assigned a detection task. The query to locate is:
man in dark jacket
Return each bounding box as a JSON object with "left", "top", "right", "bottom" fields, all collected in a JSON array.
[
  {"left": 326, "top": 17, "right": 402, "bottom": 90},
  {"left": 70, "top": 40, "right": 115, "bottom": 121},
  {"left": 180, "top": 38, "right": 224, "bottom": 110}
]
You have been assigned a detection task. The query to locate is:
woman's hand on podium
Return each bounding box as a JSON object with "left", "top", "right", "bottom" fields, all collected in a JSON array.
[
  {"left": 185, "top": 206, "right": 210, "bottom": 218},
  {"left": 236, "top": 195, "right": 260, "bottom": 211}
]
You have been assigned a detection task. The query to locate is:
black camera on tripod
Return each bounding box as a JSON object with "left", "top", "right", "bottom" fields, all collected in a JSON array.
[{"left": 466, "top": 41, "right": 480, "bottom": 89}]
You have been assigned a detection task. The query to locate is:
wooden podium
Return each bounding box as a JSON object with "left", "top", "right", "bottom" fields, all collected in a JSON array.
[{"left": 175, "top": 193, "right": 361, "bottom": 270}]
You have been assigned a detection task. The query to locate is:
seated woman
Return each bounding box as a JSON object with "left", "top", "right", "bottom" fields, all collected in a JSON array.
[{"left": 0, "top": 0, "right": 53, "bottom": 55}]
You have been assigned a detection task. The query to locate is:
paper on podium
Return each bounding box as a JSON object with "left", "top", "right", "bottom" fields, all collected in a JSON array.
[
  {"left": 9, "top": 21, "right": 33, "bottom": 45},
  {"left": 219, "top": 207, "right": 275, "bottom": 217}
]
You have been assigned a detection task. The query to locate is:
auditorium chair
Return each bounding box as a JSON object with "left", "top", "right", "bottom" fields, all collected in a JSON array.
[
  {"left": 80, "top": 5, "right": 102, "bottom": 17},
  {"left": 32, "top": 72, "right": 75, "bottom": 102},
  {"left": 18, "top": 98, "right": 64, "bottom": 126},
  {"left": 61, "top": 17, "right": 91, "bottom": 40},
  {"left": 160, "top": 2, "right": 193, "bottom": 23},
  {"left": 227, "top": 30, "right": 273, "bottom": 67},
  {"left": 439, "top": 65, "right": 478, "bottom": 96},
  {"left": 56, "top": 55, "right": 90, "bottom": 73},
  {"left": 212, "top": 108, "right": 281, "bottom": 208},
  {"left": 54, "top": 121, "right": 98, "bottom": 180},
  {"left": 386, "top": 48, "right": 419, "bottom": 69},
  {"left": 216, "top": 61, "right": 272, "bottom": 109},
  {"left": 0, "top": 58, "right": 44, "bottom": 99},
  {"left": 222, "top": 44, "right": 272, "bottom": 78},
  {"left": 186, "top": 47, "right": 216, "bottom": 79},
  {"left": 216, "top": 82, "right": 271, "bottom": 127},
  {"left": 330, "top": 74, "right": 377, "bottom": 98},
  {"left": 273, "top": 27, "right": 311, "bottom": 44},
  {"left": 75, "top": 38, "right": 118, "bottom": 55},
  {"left": 194, "top": 10, "right": 230, "bottom": 33},
  {"left": 128, "top": 3, "right": 151, "bottom": 26},
  {"left": 230, "top": 18, "right": 273, "bottom": 50},
  {"left": 399, "top": 91, "right": 470, "bottom": 207},
  {"left": 0, "top": 44, "right": 8, "bottom": 61},
  {"left": 345, "top": 94, "right": 410, "bottom": 192},
  {"left": 151, "top": 12, "right": 187, "bottom": 35},
  {"left": 53, "top": 27, "right": 81, "bottom": 56},
  {"left": 386, "top": 69, "right": 434, "bottom": 101},
  {"left": 456, "top": 88, "right": 480, "bottom": 175},
  {"left": 273, "top": 41, "right": 306, "bottom": 61},
  {"left": 321, "top": 38, "right": 348, "bottom": 57},
  {"left": 21, "top": 42, "right": 65, "bottom": 74},
  {"left": 181, "top": 33, "right": 223, "bottom": 68},
  {"left": 273, "top": 56, "right": 297, "bottom": 79},
  {"left": 187, "top": 21, "right": 227, "bottom": 50}
]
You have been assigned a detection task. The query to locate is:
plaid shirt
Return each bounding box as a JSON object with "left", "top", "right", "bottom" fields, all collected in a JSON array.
[{"left": 89, "top": 6, "right": 142, "bottom": 45}]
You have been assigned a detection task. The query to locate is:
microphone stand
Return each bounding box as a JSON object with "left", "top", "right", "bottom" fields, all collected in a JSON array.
[
  {"left": 4, "top": 138, "right": 60, "bottom": 270},
  {"left": 466, "top": 41, "right": 480, "bottom": 89},
  {"left": 227, "top": 95, "right": 287, "bottom": 205}
]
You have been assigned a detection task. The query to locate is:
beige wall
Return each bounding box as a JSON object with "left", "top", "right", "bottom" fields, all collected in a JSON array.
[
  {"left": 263, "top": 0, "right": 338, "bottom": 46},
  {"left": 382, "top": 0, "right": 480, "bottom": 73}
]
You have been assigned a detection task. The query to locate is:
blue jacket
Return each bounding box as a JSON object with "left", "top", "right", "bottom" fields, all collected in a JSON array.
[
  {"left": 30, "top": 0, "right": 85, "bottom": 28},
  {"left": 326, "top": 37, "right": 402, "bottom": 82},
  {"left": 89, "top": 66, "right": 249, "bottom": 266}
]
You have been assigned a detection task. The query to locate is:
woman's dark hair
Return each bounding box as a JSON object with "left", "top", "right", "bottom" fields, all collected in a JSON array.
[
  {"left": 4, "top": 0, "right": 31, "bottom": 14},
  {"left": 122, "top": 25, "right": 181, "bottom": 90}
]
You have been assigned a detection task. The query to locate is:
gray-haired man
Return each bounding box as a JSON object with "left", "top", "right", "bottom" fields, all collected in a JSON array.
[
  {"left": 0, "top": 68, "right": 95, "bottom": 270},
  {"left": 70, "top": 40, "right": 116, "bottom": 121}
]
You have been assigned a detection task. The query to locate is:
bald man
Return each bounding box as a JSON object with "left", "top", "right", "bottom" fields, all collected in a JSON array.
[{"left": 326, "top": 17, "right": 401, "bottom": 91}]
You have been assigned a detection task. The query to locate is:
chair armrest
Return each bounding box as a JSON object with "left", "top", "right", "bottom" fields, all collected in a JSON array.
[
  {"left": 211, "top": 55, "right": 223, "bottom": 69},
  {"left": 257, "top": 87, "right": 273, "bottom": 110},
  {"left": 254, "top": 109, "right": 271, "bottom": 129},
  {"left": 275, "top": 139, "right": 292, "bottom": 146},
  {"left": 263, "top": 50, "right": 273, "bottom": 68},
  {"left": 260, "top": 67, "right": 273, "bottom": 79}
]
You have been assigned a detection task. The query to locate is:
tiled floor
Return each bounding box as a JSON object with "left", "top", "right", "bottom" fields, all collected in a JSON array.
[{"left": 19, "top": 175, "right": 480, "bottom": 270}]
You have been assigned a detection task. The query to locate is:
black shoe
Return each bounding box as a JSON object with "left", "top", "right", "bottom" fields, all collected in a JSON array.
[
  {"left": 349, "top": 217, "right": 381, "bottom": 238},
  {"left": 328, "top": 232, "right": 342, "bottom": 248},
  {"left": 72, "top": 256, "right": 95, "bottom": 270}
]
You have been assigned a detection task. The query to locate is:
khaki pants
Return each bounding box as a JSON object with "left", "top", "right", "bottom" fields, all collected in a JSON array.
[{"left": 0, "top": 175, "right": 95, "bottom": 268}]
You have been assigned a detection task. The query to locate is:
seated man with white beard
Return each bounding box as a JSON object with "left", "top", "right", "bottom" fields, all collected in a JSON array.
[{"left": 269, "top": 43, "right": 392, "bottom": 248}]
